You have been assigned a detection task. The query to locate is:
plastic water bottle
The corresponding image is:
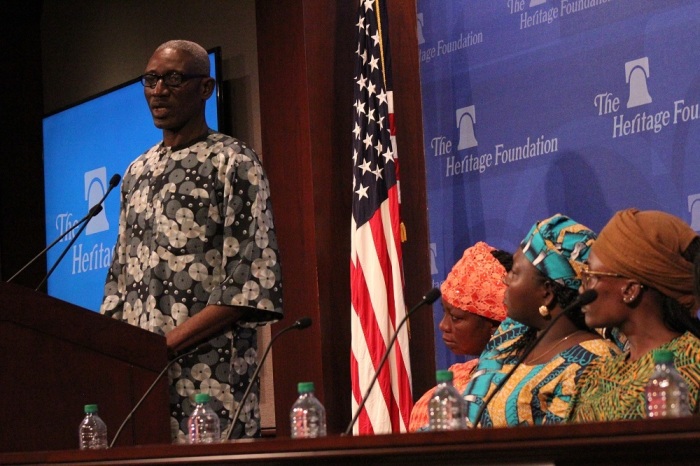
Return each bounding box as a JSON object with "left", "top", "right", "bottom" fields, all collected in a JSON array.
[
  {"left": 429, "top": 370, "right": 467, "bottom": 431},
  {"left": 645, "top": 349, "right": 691, "bottom": 418},
  {"left": 290, "top": 382, "right": 327, "bottom": 438},
  {"left": 78, "top": 404, "right": 108, "bottom": 450},
  {"left": 188, "top": 393, "right": 221, "bottom": 444}
]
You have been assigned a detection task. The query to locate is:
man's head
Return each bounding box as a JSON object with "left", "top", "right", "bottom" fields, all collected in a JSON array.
[{"left": 142, "top": 40, "right": 214, "bottom": 143}]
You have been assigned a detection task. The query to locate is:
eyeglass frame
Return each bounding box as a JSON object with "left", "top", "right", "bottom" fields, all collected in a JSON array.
[
  {"left": 140, "top": 71, "right": 209, "bottom": 88},
  {"left": 579, "top": 265, "right": 626, "bottom": 290}
]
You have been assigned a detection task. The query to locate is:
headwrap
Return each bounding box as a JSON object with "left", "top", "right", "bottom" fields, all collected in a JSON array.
[
  {"left": 592, "top": 208, "right": 699, "bottom": 311},
  {"left": 440, "top": 241, "right": 508, "bottom": 322},
  {"left": 520, "top": 214, "right": 597, "bottom": 290}
]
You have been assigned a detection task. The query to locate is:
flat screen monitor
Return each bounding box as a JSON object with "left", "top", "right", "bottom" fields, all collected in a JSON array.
[{"left": 42, "top": 48, "right": 223, "bottom": 311}]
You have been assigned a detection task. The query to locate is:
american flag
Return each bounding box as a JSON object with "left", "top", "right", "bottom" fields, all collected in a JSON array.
[{"left": 350, "top": 0, "right": 412, "bottom": 435}]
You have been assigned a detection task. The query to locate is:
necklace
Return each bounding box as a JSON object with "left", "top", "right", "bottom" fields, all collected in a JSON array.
[{"left": 526, "top": 330, "right": 586, "bottom": 365}]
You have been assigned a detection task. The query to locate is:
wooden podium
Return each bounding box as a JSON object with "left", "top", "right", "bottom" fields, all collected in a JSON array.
[{"left": 0, "top": 282, "right": 170, "bottom": 453}]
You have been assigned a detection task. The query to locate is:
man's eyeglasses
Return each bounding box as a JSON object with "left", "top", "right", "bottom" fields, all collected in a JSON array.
[
  {"left": 580, "top": 266, "right": 624, "bottom": 289},
  {"left": 140, "top": 71, "right": 208, "bottom": 88}
]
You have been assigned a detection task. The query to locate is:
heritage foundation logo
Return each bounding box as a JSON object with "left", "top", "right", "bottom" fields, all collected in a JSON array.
[
  {"left": 456, "top": 105, "right": 478, "bottom": 150},
  {"left": 689, "top": 194, "right": 700, "bottom": 232},
  {"left": 594, "top": 57, "right": 699, "bottom": 138},
  {"left": 625, "top": 57, "right": 652, "bottom": 109},
  {"left": 417, "top": 12, "right": 425, "bottom": 45}
]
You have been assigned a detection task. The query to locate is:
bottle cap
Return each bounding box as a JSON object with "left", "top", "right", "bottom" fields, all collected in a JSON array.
[
  {"left": 84, "top": 404, "right": 98, "bottom": 414},
  {"left": 194, "top": 393, "right": 211, "bottom": 404},
  {"left": 652, "top": 349, "right": 674, "bottom": 364},
  {"left": 436, "top": 369, "right": 454, "bottom": 383},
  {"left": 297, "top": 382, "right": 315, "bottom": 393}
]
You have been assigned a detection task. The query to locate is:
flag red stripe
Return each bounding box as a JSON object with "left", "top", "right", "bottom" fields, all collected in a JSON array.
[
  {"left": 367, "top": 208, "right": 401, "bottom": 432},
  {"left": 350, "top": 228, "right": 394, "bottom": 432},
  {"left": 349, "top": 346, "right": 375, "bottom": 434}
]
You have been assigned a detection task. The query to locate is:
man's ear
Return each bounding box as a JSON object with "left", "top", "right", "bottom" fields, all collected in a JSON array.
[{"left": 201, "top": 77, "right": 215, "bottom": 100}]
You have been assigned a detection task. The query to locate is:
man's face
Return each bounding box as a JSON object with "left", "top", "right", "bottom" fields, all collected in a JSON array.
[{"left": 143, "top": 48, "right": 210, "bottom": 132}]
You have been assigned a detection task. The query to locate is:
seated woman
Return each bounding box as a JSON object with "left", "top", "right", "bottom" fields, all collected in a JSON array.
[
  {"left": 408, "top": 242, "right": 510, "bottom": 432},
  {"left": 462, "top": 214, "right": 620, "bottom": 427},
  {"left": 569, "top": 208, "right": 700, "bottom": 421}
]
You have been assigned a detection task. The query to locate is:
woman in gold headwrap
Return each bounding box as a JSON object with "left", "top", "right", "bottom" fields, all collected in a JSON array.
[{"left": 569, "top": 208, "right": 700, "bottom": 422}]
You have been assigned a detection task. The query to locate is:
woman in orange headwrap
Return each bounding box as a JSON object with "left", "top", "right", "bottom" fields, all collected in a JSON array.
[
  {"left": 569, "top": 208, "right": 700, "bottom": 422},
  {"left": 408, "top": 242, "right": 510, "bottom": 432}
]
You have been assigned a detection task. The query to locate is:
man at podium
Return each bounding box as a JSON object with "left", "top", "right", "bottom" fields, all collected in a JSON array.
[{"left": 99, "top": 40, "right": 283, "bottom": 443}]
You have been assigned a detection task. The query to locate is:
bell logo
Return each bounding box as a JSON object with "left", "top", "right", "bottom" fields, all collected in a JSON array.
[
  {"left": 625, "top": 57, "right": 652, "bottom": 109},
  {"left": 84, "top": 167, "right": 111, "bottom": 235},
  {"left": 456, "top": 105, "right": 478, "bottom": 150},
  {"left": 417, "top": 12, "right": 425, "bottom": 45},
  {"left": 430, "top": 242, "right": 438, "bottom": 275},
  {"left": 689, "top": 194, "right": 700, "bottom": 232}
]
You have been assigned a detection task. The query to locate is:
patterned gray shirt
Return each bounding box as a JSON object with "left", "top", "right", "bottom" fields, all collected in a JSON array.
[{"left": 100, "top": 132, "right": 283, "bottom": 442}]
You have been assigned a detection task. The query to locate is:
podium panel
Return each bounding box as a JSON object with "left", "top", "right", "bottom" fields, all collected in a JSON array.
[{"left": 0, "top": 282, "right": 170, "bottom": 452}]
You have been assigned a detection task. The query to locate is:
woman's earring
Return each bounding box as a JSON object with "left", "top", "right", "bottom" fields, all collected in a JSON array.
[{"left": 539, "top": 305, "right": 550, "bottom": 317}]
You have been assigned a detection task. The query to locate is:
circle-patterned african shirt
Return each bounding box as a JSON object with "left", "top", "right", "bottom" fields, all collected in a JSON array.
[{"left": 100, "top": 132, "right": 283, "bottom": 443}]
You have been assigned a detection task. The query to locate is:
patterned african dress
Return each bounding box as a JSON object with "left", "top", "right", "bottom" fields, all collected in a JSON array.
[
  {"left": 100, "top": 132, "right": 283, "bottom": 443},
  {"left": 569, "top": 331, "right": 700, "bottom": 422},
  {"left": 408, "top": 358, "right": 479, "bottom": 432},
  {"left": 462, "top": 318, "right": 620, "bottom": 427}
]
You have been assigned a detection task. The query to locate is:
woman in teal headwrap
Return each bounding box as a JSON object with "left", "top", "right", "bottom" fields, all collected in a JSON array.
[{"left": 462, "top": 214, "right": 620, "bottom": 427}]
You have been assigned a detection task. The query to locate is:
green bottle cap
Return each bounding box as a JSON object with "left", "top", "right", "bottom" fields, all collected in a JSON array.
[
  {"left": 297, "top": 382, "right": 315, "bottom": 393},
  {"left": 194, "top": 393, "right": 211, "bottom": 404},
  {"left": 652, "top": 349, "right": 674, "bottom": 364},
  {"left": 436, "top": 370, "right": 454, "bottom": 383},
  {"left": 84, "top": 404, "right": 98, "bottom": 414}
]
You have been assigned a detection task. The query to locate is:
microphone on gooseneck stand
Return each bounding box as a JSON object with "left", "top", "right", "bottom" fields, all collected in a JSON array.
[
  {"left": 7, "top": 174, "right": 121, "bottom": 284},
  {"left": 109, "top": 341, "right": 213, "bottom": 448},
  {"left": 223, "top": 317, "right": 313, "bottom": 441},
  {"left": 34, "top": 205, "right": 102, "bottom": 291},
  {"left": 344, "top": 288, "right": 442, "bottom": 436},
  {"left": 32, "top": 174, "right": 121, "bottom": 291},
  {"left": 471, "top": 289, "right": 598, "bottom": 428}
]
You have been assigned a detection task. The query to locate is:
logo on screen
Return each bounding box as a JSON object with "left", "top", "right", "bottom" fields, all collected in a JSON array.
[
  {"left": 84, "top": 167, "right": 110, "bottom": 235},
  {"left": 625, "top": 57, "right": 652, "bottom": 109},
  {"left": 417, "top": 12, "right": 425, "bottom": 45},
  {"left": 689, "top": 194, "right": 700, "bottom": 232},
  {"left": 430, "top": 242, "right": 438, "bottom": 275},
  {"left": 456, "top": 105, "right": 478, "bottom": 150}
]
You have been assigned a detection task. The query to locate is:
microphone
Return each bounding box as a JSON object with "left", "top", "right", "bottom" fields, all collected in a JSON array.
[
  {"left": 8, "top": 174, "right": 121, "bottom": 285},
  {"left": 109, "top": 341, "right": 212, "bottom": 448},
  {"left": 32, "top": 174, "right": 121, "bottom": 291},
  {"left": 223, "top": 317, "right": 313, "bottom": 441},
  {"left": 344, "top": 288, "right": 441, "bottom": 436},
  {"left": 471, "top": 289, "right": 598, "bottom": 428}
]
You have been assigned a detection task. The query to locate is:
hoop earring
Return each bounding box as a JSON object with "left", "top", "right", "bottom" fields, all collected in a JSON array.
[{"left": 539, "top": 305, "right": 550, "bottom": 318}]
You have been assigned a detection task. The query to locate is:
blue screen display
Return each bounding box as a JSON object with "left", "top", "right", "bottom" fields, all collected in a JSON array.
[{"left": 42, "top": 51, "right": 220, "bottom": 311}]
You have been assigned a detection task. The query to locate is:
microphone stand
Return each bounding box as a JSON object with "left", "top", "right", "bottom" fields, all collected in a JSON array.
[
  {"left": 34, "top": 205, "right": 102, "bottom": 291},
  {"left": 6, "top": 206, "right": 97, "bottom": 283},
  {"left": 471, "top": 289, "right": 598, "bottom": 427},
  {"left": 223, "top": 317, "right": 312, "bottom": 441},
  {"left": 344, "top": 288, "right": 441, "bottom": 436},
  {"left": 109, "top": 343, "right": 205, "bottom": 448},
  {"left": 7, "top": 173, "right": 121, "bottom": 285}
]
